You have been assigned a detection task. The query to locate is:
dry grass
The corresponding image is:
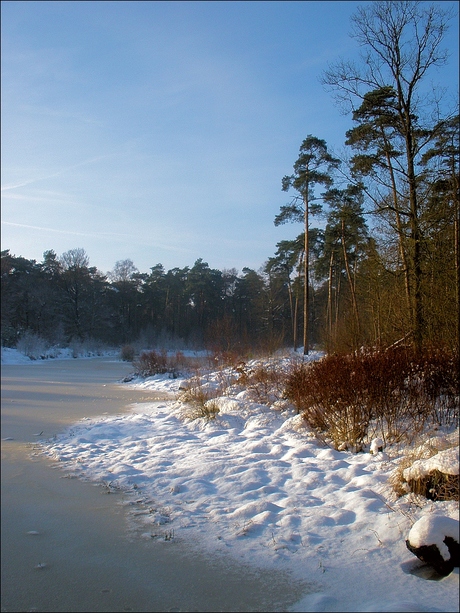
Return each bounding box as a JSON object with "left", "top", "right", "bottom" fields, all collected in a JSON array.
[
  {"left": 410, "top": 471, "right": 459, "bottom": 501},
  {"left": 390, "top": 460, "right": 459, "bottom": 501},
  {"left": 389, "top": 434, "right": 459, "bottom": 501},
  {"left": 178, "top": 374, "right": 220, "bottom": 421}
]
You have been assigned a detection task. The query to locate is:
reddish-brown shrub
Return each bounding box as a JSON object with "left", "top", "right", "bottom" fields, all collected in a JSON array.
[
  {"left": 120, "top": 344, "right": 135, "bottom": 362},
  {"left": 133, "top": 349, "right": 170, "bottom": 377},
  {"left": 285, "top": 347, "right": 459, "bottom": 451},
  {"left": 285, "top": 354, "right": 372, "bottom": 450}
]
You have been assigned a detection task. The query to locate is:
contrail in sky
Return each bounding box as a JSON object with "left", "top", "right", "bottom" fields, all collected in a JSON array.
[
  {"left": 1, "top": 221, "right": 131, "bottom": 238},
  {"left": 1, "top": 221, "right": 194, "bottom": 254},
  {"left": 1, "top": 154, "right": 119, "bottom": 192}
]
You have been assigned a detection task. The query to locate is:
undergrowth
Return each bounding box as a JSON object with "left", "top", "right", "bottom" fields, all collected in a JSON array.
[
  {"left": 133, "top": 345, "right": 458, "bottom": 501},
  {"left": 234, "top": 359, "right": 295, "bottom": 405},
  {"left": 178, "top": 374, "right": 221, "bottom": 421},
  {"left": 133, "top": 349, "right": 189, "bottom": 377},
  {"left": 284, "top": 347, "right": 459, "bottom": 451}
]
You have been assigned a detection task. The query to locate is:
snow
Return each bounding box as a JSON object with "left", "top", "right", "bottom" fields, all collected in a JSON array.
[
  {"left": 1, "top": 346, "right": 33, "bottom": 364},
  {"left": 1, "top": 345, "right": 119, "bottom": 363},
  {"left": 403, "top": 447, "right": 459, "bottom": 480},
  {"left": 3, "top": 347, "right": 459, "bottom": 611},
  {"left": 370, "top": 437, "right": 385, "bottom": 454},
  {"left": 408, "top": 516, "right": 459, "bottom": 561}
]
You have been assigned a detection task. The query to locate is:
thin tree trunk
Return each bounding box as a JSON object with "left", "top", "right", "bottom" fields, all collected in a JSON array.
[
  {"left": 341, "top": 218, "right": 360, "bottom": 339},
  {"left": 455, "top": 185, "right": 460, "bottom": 355},
  {"left": 327, "top": 250, "right": 334, "bottom": 347},
  {"left": 383, "top": 143, "right": 412, "bottom": 321},
  {"left": 286, "top": 278, "right": 296, "bottom": 351},
  {"left": 405, "top": 131, "right": 424, "bottom": 351},
  {"left": 293, "top": 293, "right": 299, "bottom": 352},
  {"left": 294, "top": 254, "right": 303, "bottom": 353},
  {"left": 303, "top": 193, "right": 309, "bottom": 355},
  {"left": 335, "top": 272, "right": 341, "bottom": 337}
]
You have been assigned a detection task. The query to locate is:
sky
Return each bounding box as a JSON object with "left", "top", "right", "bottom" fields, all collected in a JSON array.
[{"left": 2, "top": 1, "right": 459, "bottom": 277}]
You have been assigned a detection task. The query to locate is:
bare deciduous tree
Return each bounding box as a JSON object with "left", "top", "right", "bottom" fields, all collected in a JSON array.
[{"left": 322, "top": 0, "right": 455, "bottom": 349}]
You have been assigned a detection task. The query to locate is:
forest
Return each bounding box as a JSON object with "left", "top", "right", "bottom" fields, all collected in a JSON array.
[{"left": 2, "top": 1, "right": 459, "bottom": 358}]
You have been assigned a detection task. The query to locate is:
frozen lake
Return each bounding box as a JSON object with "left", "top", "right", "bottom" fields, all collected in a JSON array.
[{"left": 1, "top": 357, "right": 307, "bottom": 612}]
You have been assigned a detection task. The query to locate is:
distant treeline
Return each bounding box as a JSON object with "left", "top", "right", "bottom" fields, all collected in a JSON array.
[
  {"left": 1, "top": 203, "right": 458, "bottom": 354},
  {"left": 1, "top": 249, "right": 294, "bottom": 352},
  {"left": 0, "top": 249, "right": 302, "bottom": 352}
]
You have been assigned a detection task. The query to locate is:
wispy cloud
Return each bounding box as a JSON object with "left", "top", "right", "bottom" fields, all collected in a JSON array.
[
  {"left": 1, "top": 221, "right": 132, "bottom": 239},
  {"left": 1, "top": 221, "right": 196, "bottom": 256},
  {"left": 1, "top": 154, "right": 120, "bottom": 192}
]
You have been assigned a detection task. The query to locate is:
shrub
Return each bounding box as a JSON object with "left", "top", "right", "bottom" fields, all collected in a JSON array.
[
  {"left": 120, "top": 345, "right": 135, "bottom": 362},
  {"left": 235, "top": 360, "right": 290, "bottom": 405},
  {"left": 133, "top": 349, "right": 170, "bottom": 376},
  {"left": 419, "top": 348, "right": 459, "bottom": 427},
  {"left": 284, "top": 347, "right": 459, "bottom": 451},
  {"left": 69, "top": 337, "right": 108, "bottom": 358},
  {"left": 285, "top": 354, "right": 372, "bottom": 451},
  {"left": 208, "top": 350, "right": 246, "bottom": 369},
  {"left": 16, "top": 331, "right": 49, "bottom": 360},
  {"left": 132, "top": 349, "right": 191, "bottom": 377}
]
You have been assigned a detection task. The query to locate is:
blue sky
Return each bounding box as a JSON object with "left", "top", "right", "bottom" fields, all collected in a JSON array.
[{"left": 2, "top": 1, "right": 458, "bottom": 276}]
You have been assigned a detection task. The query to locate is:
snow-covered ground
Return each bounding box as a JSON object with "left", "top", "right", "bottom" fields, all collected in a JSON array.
[
  {"left": 3, "top": 347, "right": 459, "bottom": 612},
  {"left": 1, "top": 345, "right": 119, "bottom": 363}
]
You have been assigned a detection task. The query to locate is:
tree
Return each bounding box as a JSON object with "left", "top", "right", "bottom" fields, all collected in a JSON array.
[
  {"left": 322, "top": 0, "right": 456, "bottom": 349},
  {"left": 186, "top": 259, "right": 224, "bottom": 338},
  {"left": 321, "top": 184, "right": 369, "bottom": 349},
  {"left": 267, "top": 236, "right": 304, "bottom": 350},
  {"left": 163, "top": 266, "right": 190, "bottom": 340},
  {"left": 420, "top": 114, "right": 460, "bottom": 351},
  {"left": 1, "top": 251, "right": 36, "bottom": 344},
  {"left": 275, "top": 135, "right": 340, "bottom": 354},
  {"left": 233, "top": 268, "right": 267, "bottom": 344},
  {"left": 108, "top": 259, "right": 141, "bottom": 342},
  {"left": 345, "top": 87, "right": 413, "bottom": 323},
  {"left": 59, "top": 248, "right": 108, "bottom": 341},
  {"left": 140, "top": 264, "right": 166, "bottom": 339}
]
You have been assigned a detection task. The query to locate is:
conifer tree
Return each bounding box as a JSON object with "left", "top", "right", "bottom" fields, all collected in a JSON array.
[
  {"left": 322, "top": 0, "right": 455, "bottom": 349},
  {"left": 321, "top": 184, "right": 369, "bottom": 349},
  {"left": 275, "top": 136, "right": 340, "bottom": 354}
]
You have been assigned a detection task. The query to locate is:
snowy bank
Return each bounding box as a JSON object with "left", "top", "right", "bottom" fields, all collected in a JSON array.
[
  {"left": 38, "top": 356, "right": 459, "bottom": 612},
  {"left": 1, "top": 346, "right": 119, "bottom": 364}
]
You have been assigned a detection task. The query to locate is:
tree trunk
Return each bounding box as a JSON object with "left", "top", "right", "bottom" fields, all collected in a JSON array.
[
  {"left": 341, "top": 218, "right": 360, "bottom": 340},
  {"left": 455, "top": 182, "right": 460, "bottom": 355},
  {"left": 327, "top": 250, "right": 334, "bottom": 347},
  {"left": 405, "top": 126, "right": 424, "bottom": 351},
  {"left": 303, "top": 194, "right": 309, "bottom": 355},
  {"left": 286, "top": 278, "right": 296, "bottom": 351},
  {"left": 383, "top": 142, "right": 412, "bottom": 322}
]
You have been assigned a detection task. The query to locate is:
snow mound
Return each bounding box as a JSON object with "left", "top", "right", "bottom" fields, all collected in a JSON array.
[
  {"left": 403, "top": 447, "right": 459, "bottom": 480},
  {"left": 408, "top": 515, "right": 459, "bottom": 561}
]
